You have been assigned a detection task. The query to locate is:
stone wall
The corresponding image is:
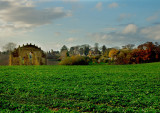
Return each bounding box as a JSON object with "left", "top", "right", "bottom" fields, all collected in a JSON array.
[{"left": 0, "top": 54, "right": 9, "bottom": 65}]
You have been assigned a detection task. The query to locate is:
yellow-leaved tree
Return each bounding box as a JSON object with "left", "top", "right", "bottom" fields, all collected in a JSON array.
[{"left": 109, "top": 49, "right": 119, "bottom": 60}]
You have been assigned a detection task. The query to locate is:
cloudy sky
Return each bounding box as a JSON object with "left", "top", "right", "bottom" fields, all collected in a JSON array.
[{"left": 0, "top": 0, "right": 160, "bottom": 51}]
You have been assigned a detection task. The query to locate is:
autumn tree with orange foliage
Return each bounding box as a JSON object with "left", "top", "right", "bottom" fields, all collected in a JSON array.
[
  {"left": 113, "top": 42, "right": 160, "bottom": 64},
  {"left": 129, "top": 42, "right": 160, "bottom": 64},
  {"left": 109, "top": 49, "right": 119, "bottom": 60}
]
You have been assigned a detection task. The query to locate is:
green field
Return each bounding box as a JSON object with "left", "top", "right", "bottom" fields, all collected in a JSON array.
[{"left": 0, "top": 63, "right": 160, "bottom": 112}]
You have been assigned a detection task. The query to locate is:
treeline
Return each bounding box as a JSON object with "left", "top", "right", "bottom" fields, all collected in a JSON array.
[
  {"left": 59, "top": 42, "right": 160, "bottom": 65},
  {"left": 1, "top": 42, "right": 160, "bottom": 65},
  {"left": 111, "top": 42, "right": 160, "bottom": 64}
]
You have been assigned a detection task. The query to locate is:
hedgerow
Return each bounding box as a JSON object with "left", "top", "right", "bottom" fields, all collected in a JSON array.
[{"left": 59, "top": 55, "right": 90, "bottom": 65}]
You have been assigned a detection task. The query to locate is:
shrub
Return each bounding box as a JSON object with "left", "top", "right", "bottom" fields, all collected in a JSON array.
[
  {"left": 59, "top": 57, "right": 72, "bottom": 65},
  {"left": 59, "top": 55, "right": 89, "bottom": 65},
  {"left": 99, "top": 56, "right": 109, "bottom": 63},
  {"left": 89, "top": 55, "right": 101, "bottom": 64}
]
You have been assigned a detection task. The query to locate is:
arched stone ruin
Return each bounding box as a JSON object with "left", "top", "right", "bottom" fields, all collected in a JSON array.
[{"left": 9, "top": 43, "right": 46, "bottom": 65}]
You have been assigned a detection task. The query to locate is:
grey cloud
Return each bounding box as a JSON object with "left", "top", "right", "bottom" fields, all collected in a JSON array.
[
  {"left": 2, "top": 7, "right": 67, "bottom": 26},
  {"left": 0, "top": 1, "right": 11, "bottom": 10},
  {"left": 152, "top": 22, "right": 160, "bottom": 25},
  {"left": 0, "top": 1, "right": 12, "bottom": 8},
  {"left": 0, "top": 0, "right": 72, "bottom": 38},
  {"left": 0, "top": 0, "right": 71, "bottom": 29},
  {"left": 117, "top": 22, "right": 135, "bottom": 26},
  {"left": 55, "top": 32, "right": 61, "bottom": 36},
  {"left": 37, "top": 0, "right": 79, "bottom": 3}
]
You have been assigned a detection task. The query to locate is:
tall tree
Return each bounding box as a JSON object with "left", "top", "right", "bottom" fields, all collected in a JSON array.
[
  {"left": 94, "top": 43, "right": 99, "bottom": 54},
  {"left": 79, "top": 48, "right": 84, "bottom": 55},
  {"left": 102, "top": 45, "right": 107, "bottom": 54},
  {"left": 84, "top": 45, "right": 90, "bottom": 56},
  {"left": 69, "top": 47, "right": 75, "bottom": 55},
  {"left": 155, "top": 42, "right": 159, "bottom": 46},
  {"left": 122, "top": 44, "right": 135, "bottom": 50},
  {"left": 60, "top": 45, "right": 68, "bottom": 52},
  {"left": 137, "top": 42, "right": 156, "bottom": 62},
  {"left": 3, "top": 42, "right": 17, "bottom": 52},
  {"left": 60, "top": 45, "right": 69, "bottom": 60}
]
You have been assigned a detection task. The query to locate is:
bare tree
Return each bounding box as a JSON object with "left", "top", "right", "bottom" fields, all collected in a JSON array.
[
  {"left": 122, "top": 44, "right": 135, "bottom": 50},
  {"left": 3, "top": 42, "right": 17, "bottom": 52}
]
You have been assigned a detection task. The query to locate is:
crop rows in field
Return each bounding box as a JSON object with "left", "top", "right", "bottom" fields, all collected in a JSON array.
[{"left": 0, "top": 63, "right": 160, "bottom": 112}]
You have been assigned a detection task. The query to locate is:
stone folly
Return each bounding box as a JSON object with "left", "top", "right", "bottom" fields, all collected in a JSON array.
[{"left": 9, "top": 43, "right": 46, "bottom": 65}]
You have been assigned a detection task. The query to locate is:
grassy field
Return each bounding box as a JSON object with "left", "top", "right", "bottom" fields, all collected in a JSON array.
[{"left": 0, "top": 63, "right": 160, "bottom": 112}]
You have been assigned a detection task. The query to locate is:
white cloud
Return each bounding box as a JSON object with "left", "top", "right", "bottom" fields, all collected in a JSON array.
[
  {"left": 41, "top": 42, "right": 62, "bottom": 51},
  {"left": 122, "top": 24, "right": 137, "bottom": 34},
  {"left": 54, "top": 32, "right": 61, "bottom": 37},
  {"left": 95, "top": 2, "right": 102, "bottom": 11},
  {"left": 141, "top": 25, "right": 160, "bottom": 40},
  {"left": 66, "top": 37, "right": 77, "bottom": 42},
  {"left": 108, "top": 2, "right": 119, "bottom": 8},
  {"left": 0, "top": 25, "right": 22, "bottom": 38},
  {"left": 0, "top": 0, "right": 71, "bottom": 38},
  {"left": 146, "top": 12, "right": 159, "bottom": 21},
  {"left": 118, "top": 13, "right": 131, "bottom": 21},
  {"left": 55, "top": 43, "right": 61, "bottom": 48},
  {"left": 88, "top": 24, "right": 160, "bottom": 47},
  {"left": 0, "top": 23, "right": 32, "bottom": 38},
  {"left": 87, "top": 32, "right": 112, "bottom": 42}
]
